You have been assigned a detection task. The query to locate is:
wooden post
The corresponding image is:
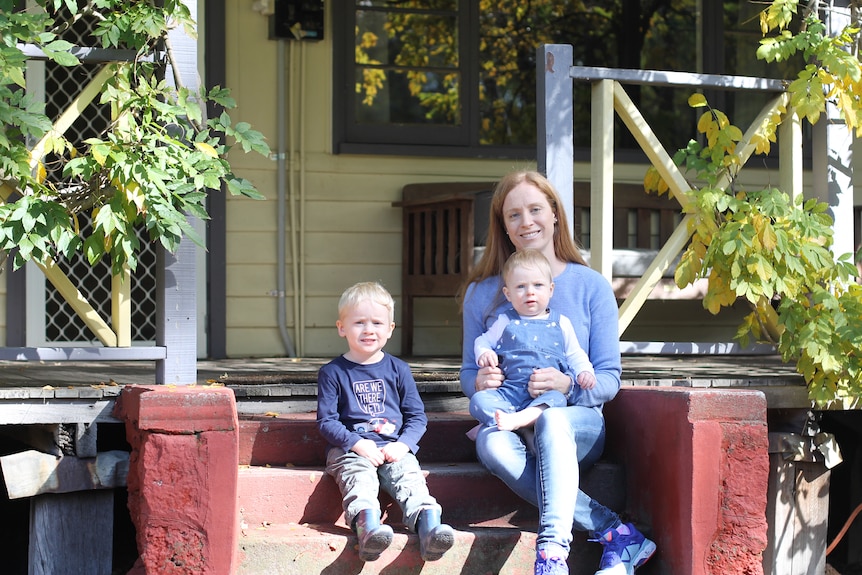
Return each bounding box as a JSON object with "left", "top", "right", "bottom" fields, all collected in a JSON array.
[
  {"left": 763, "top": 433, "right": 830, "bottom": 575},
  {"left": 536, "top": 44, "right": 575, "bottom": 238},
  {"left": 155, "top": 0, "right": 199, "bottom": 384},
  {"left": 156, "top": 235, "right": 197, "bottom": 385},
  {"left": 29, "top": 490, "right": 114, "bottom": 575}
]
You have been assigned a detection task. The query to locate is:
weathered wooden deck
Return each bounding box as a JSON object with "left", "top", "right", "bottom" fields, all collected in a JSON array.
[{"left": 0, "top": 354, "right": 810, "bottom": 423}]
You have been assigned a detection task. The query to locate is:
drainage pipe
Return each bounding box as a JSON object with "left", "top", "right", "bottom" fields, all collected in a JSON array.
[{"left": 275, "top": 39, "right": 296, "bottom": 356}]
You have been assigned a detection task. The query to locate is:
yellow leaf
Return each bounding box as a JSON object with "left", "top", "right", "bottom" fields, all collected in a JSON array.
[
  {"left": 125, "top": 181, "right": 146, "bottom": 213},
  {"left": 36, "top": 162, "right": 47, "bottom": 184},
  {"left": 93, "top": 146, "right": 107, "bottom": 166},
  {"left": 697, "top": 111, "right": 714, "bottom": 135},
  {"left": 761, "top": 225, "right": 777, "bottom": 250},
  {"left": 688, "top": 93, "right": 708, "bottom": 108},
  {"left": 195, "top": 142, "right": 219, "bottom": 158},
  {"left": 643, "top": 167, "right": 661, "bottom": 194}
]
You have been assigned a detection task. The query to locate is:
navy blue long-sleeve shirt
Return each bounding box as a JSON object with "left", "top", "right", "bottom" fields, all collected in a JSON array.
[{"left": 316, "top": 353, "right": 427, "bottom": 454}]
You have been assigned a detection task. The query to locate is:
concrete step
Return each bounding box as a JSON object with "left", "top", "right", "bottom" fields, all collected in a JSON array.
[
  {"left": 238, "top": 411, "right": 480, "bottom": 467},
  {"left": 237, "top": 462, "right": 539, "bottom": 528},
  {"left": 236, "top": 522, "right": 606, "bottom": 575},
  {"left": 237, "top": 522, "right": 537, "bottom": 575},
  {"left": 238, "top": 461, "right": 626, "bottom": 528},
  {"left": 236, "top": 411, "right": 627, "bottom": 575}
]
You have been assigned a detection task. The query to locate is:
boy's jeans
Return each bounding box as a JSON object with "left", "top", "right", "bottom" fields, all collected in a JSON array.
[{"left": 325, "top": 447, "right": 441, "bottom": 531}]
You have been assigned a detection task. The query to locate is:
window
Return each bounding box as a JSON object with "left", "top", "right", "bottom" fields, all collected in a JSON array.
[{"left": 333, "top": 1, "right": 803, "bottom": 159}]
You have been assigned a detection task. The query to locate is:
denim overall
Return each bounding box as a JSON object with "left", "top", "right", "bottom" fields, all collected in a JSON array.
[{"left": 469, "top": 308, "right": 568, "bottom": 426}]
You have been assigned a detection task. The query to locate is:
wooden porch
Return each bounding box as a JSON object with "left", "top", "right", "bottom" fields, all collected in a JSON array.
[{"left": 0, "top": 353, "right": 809, "bottom": 417}]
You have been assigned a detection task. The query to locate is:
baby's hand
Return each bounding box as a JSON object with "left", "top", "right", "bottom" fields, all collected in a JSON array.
[
  {"left": 351, "top": 438, "right": 385, "bottom": 466},
  {"left": 577, "top": 371, "right": 597, "bottom": 390},
  {"left": 477, "top": 351, "right": 499, "bottom": 368}
]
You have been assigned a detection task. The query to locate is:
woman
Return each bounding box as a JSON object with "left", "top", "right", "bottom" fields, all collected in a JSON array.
[{"left": 459, "top": 171, "right": 656, "bottom": 575}]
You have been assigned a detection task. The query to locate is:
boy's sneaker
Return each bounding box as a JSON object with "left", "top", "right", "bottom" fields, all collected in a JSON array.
[
  {"left": 534, "top": 550, "right": 569, "bottom": 575},
  {"left": 592, "top": 523, "right": 656, "bottom": 575}
]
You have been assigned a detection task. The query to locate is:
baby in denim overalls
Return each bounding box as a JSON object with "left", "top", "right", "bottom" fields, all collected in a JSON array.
[{"left": 470, "top": 250, "right": 596, "bottom": 432}]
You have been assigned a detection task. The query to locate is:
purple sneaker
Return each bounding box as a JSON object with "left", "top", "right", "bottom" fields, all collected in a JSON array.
[
  {"left": 592, "top": 523, "right": 656, "bottom": 575},
  {"left": 535, "top": 550, "right": 569, "bottom": 575}
]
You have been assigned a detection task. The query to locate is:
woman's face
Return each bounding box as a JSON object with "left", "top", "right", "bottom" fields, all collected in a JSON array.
[{"left": 501, "top": 181, "right": 557, "bottom": 257}]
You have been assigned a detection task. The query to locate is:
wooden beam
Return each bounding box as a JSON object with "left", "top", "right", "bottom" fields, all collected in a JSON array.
[
  {"left": 618, "top": 214, "right": 696, "bottom": 335},
  {"left": 1, "top": 449, "right": 128, "bottom": 499},
  {"left": 37, "top": 258, "right": 117, "bottom": 346},
  {"left": 28, "top": 64, "right": 114, "bottom": 170},
  {"left": 590, "top": 79, "right": 615, "bottom": 281},
  {"left": 112, "top": 266, "right": 132, "bottom": 347},
  {"left": 0, "top": 400, "right": 119, "bottom": 425},
  {"left": 612, "top": 82, "right": 691, "bottom": 210}
]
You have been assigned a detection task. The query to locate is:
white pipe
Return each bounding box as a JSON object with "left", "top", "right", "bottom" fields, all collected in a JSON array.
[
  {"left": 288, "top": 41, "right": 301, "bottom": 356},
  {"left": 276, "top": 39, "right": 296, "bottom": 356},
  {"left": 297, "top": 42, "right": 307, "bottom": 355}
]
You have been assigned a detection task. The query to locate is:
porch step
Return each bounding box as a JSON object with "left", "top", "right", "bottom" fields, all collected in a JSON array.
[
  {"left": 236, "top": 523, "right": 609, "bottom": 575},
  {"left": 238, "top": 411, "right": 479, "bottom": 466},
  {"left": 236, "top": 522, "right": 545, "bottom": 575},
  {"left": 237, "top": 462, "right": 540, "bottom": 528},
  {"left": 236, "top": 411, "right": 624, "bottom": 575}
]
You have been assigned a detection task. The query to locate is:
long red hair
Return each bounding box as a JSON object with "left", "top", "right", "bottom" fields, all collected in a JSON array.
[{"left": 460, "top": 171, "right": 586, "bottom": 307}]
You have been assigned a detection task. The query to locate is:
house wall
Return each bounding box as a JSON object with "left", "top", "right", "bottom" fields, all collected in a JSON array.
[
  {"left": 222, "top": 3, "right": 515, "bottom": 358},
  {"left": 220, "top": 2, "right": 859, "bottom": 359}
]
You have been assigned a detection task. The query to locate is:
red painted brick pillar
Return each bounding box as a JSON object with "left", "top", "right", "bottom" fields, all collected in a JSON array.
[
  {"left": 604, "top": 387, "right": 769, "bottom": 575},
  {"left": 114, "top": 385, "right": 239, "bottom": 575}
]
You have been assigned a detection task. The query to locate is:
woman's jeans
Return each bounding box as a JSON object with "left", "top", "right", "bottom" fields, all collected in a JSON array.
[
  {"left": 325, "top": 447, "right": 441, "bottom": 531},
  {"left": 475, "top": 404, "right": 619, "bottom": 556}
]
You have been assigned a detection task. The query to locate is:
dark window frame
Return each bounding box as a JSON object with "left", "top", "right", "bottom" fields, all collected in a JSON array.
[
  {"left": 332, "top": 2, "right": 803, "bottom": 163},
  {"left": 332, "top": 2, "right": 536, "bottom": 159}
]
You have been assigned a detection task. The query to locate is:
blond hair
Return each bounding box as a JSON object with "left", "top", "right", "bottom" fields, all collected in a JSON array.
[
  {"left": 503, "top": 249, "right": 554, "bottom": 286},
  {"left": 338, "top": 281, "right": 395, "bottom": 323}
]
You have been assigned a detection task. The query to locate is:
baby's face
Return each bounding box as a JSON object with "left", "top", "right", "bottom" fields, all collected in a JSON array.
[{"left": 502, "top": 264, "right": 553, "bottom": 317}]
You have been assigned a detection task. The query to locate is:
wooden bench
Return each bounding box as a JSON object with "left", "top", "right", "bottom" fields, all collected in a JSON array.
[
  {"left": 393, "top": 183, "right": 496, "bottom": 356},
  {"left": 394, "top": 181, "right": 683, "bottom": 356}
]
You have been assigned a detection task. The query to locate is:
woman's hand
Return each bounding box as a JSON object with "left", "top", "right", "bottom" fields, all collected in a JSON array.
[
  {"left": 528, "top": 367, "right": 570, "bottom": 398},
  {"left": 475, "top": 365, "right": 504, "bottom": 392}
]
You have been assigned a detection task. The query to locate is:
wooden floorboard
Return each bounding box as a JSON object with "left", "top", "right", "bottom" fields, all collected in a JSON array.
[{"left": 0, "top": 353, "right": 811, "bottom": 411}]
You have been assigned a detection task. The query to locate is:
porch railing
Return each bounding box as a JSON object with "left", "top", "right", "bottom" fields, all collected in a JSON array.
[
  {"left": 2, "top": 44, "right": 198, "bottom": 383},
  {"left": 537, "top": 44, "right": 853, "bottom": 354}
]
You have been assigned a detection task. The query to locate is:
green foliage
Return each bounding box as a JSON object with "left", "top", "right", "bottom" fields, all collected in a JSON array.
[
  {"left": 644, "top": 0, "right": 862, "bottom": 407},
  {"left": 0, "top": 0, "right": 268, "bottom": 275}
]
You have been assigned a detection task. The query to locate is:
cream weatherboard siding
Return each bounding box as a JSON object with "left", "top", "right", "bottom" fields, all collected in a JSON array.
[{"left": 222, "top": 3, "right": 512, "bottom": 357}]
